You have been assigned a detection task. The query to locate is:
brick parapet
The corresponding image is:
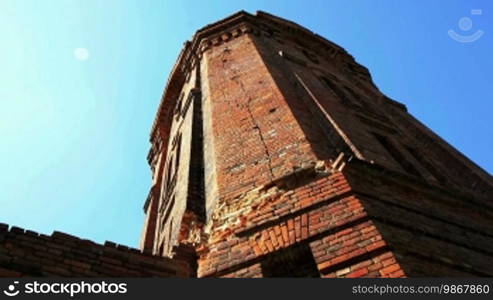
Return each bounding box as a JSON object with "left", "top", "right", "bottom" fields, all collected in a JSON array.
[{"left": 0, "top": 225, "right": 191, "bottom": 277}]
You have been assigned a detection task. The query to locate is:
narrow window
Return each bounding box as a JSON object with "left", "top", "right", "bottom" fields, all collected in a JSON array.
[
  {"left": 404, "top": 145, "right": 447, "bottom": 184},
  {"left": 160, "top": 196, "right": 175, "bottom": 233},
  {"left": 373, "top": 132, "right": 422, "bottom": 177},
  {"left": 175, "top": 134, "right": 182, "bottom": 173},
  {"left": 302, "top": 49, "right": 319, "bottom": 64},
  {"left": 174, "top": 93, "right": 184, "bottom": 119},
  {"left": 168, "top": 218, "right": 173, "bottom": 244},
  {"left": 343, "top": 86, "right": 360, "bottom": 101},
  {"left": 187, "top": 91, "right": 206, "bottom": 221},
  {"left": 182, "top": 93, "right": 193, "bottom": 117},
  {"left": 319, "top": 76, "right": 351, "bottom": 105},
  {"left": 165, "top": 155, "right": 173, "bottom": 191}
]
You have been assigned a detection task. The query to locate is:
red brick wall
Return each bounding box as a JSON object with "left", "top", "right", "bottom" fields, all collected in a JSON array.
[
  {"left": 202, "top": 32, "right": 321, "bottom": 201},
  {"left": 197, "top": 169, "right": 405, "bottom": 278},
  {"left": 0, "top": 224, "right": 191, "bottom": 277},
  {"left": 4, "top": 11, "right": 491, "bottom": 279},
  {"left": 141, "top": 11, "right": 493, "bottom": 277},
  {"left": 344, "top": 160, "right": 493, "bottom": 276}
]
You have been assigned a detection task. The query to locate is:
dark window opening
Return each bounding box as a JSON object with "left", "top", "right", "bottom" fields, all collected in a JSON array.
[
  {"left": 182, "top": 93, "right": 193, "bottom": 117},
  {"left": 160, "top": 196, "right": 175, "bottom": 238},
  {"left": 342, "top": 86, "right": 366, "bottom": 109},
  {"left": 301, "top": 49, "right": 319, "bottom": 64},
  {"left": 165, "top": 155, "right": 174, "bottom": 191},
  {"left": 261, "top": 243, "right": 320, "bottom": 277},
  {"left": 404, "top": 145, "right": 447, "bottom": 184},
  {"left": 163, "top": 134, "right": 181, "bottom": 198},
  {"left": 175, "top": 134, "right": 182, "bottom": 174},
  {"left": 373, "top": 132, "right": 422, "bottom": 178},
  {"left": 174, "top": 93, "right": 184, "bottom": 119},
  {"left": 168, "top": 218, "right": 173, "bottom": 246},
  {"left": 319, "top": 76, "right": 352, "bottom": 105},
  {"left": 343, "top": 86, "right": 361, "bottom": 101},
  {"left": 187, "top": 91, "right": 206, "bottom": 222}
]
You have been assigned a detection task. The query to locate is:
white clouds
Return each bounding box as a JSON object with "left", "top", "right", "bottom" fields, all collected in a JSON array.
[{"left": 74, "top": 48, "right": 90, "bottom": 61}]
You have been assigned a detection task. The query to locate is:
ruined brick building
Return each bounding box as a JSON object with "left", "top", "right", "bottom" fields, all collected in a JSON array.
[
  {"left": 1, "top": 11, "right": 492, "bottom": 278},
  {"left": 140, "top": 11, "right": 493, "bottom": 278}
]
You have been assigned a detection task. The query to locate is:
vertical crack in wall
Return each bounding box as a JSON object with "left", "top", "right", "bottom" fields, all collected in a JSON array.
[{"left": 221, "top": 48, "right": 275, "bottom": 181}]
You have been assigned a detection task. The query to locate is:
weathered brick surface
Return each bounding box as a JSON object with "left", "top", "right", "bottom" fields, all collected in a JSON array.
[
  {"left": 344, "top": 160, "right": 493, "bottom": 276},
  {"left": 195, "top": 168, "right": 406, "bottom": 278},
  {"left": 4, "top": 11, "right": 489, "bottom": 278},
  {"left": 0, "top": 225, "right": 191, "bottom": 277},
  {"left": 139, "top": 10, "right": 492, "bottom": 277}
]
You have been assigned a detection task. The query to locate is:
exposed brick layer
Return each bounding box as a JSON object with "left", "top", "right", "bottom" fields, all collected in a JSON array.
[
  {"left": 0, "top": 224, "right": 190, "bottom": 277},
  {"left": 140, "top": 10, "right": 493, "bottom": 277},
  {"left": 197, "top": 169, "right": 405, "bottom": 278}
]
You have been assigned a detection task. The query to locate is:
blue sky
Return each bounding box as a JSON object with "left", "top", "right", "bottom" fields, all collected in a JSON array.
[{"left": 1, "top": 0, "right": 492, "bottom": 248}]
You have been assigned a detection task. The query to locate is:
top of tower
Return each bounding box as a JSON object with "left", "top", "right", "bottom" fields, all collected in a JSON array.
[
  {"left": 191, "top": 10, "right": 346, "bottom": 53},
  {"left": 149, "top": 10, "right": 353, "bottom": 141}
]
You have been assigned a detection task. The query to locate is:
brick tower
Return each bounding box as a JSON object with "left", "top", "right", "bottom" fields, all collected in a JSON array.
[{"left": 140, "top": 11, "right": 493, "bottom": 277}]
